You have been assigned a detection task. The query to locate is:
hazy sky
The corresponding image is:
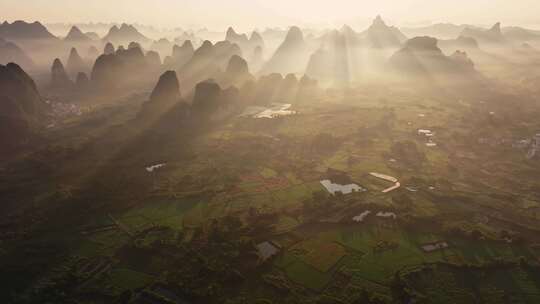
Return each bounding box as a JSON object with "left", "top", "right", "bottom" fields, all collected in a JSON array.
[{"left": 2, "top": 0, "right": 540, "bottom": 30}]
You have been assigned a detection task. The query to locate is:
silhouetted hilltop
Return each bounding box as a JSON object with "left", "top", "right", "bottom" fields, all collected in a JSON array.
[
  {"left": 64, "top": 26, "right": 91, "bottom": 42},
  {"left": 179, "top": 40, "right": 241, "bottom": 91},
  {"left": 193, "top": 80, "right": 221, "bottom": 109},
  {"left": 226, "top": 28, "right": 266, "bottom": 58},
  {"left": 219, "top": 54, "right": 254, "bottom": 88},
  {"left": 50, "top": 58, "right": 73, "bottom": 88},
  {"left": 226, "top": 27, "right": 249, "bottom": 46},
  {"left": 226, "top": 54, "right": 249, "bottom": 76},
  {"left": 249, "top": 31, "right": 264, "bottom": 49},
  {"left": 150, "top": 38, "right": 173, "bottom": 58},
  {"left": 340, "top": 25, "right": 361, "bottom": 44},
  {"left": 90, "top": 44, "right": 160, "bottom": 90},
  {"left": 390, "top": 36, "right": 479, "bottom": 83},
  {"left": 91, "top": 53, "right": 122, "bottom": 88},
  {"left": 138, "top": 70, "right": 190, "bottom": 128},
  {"left": 66, "top": 47, "right": 86, "bottom": 76},
  {"left": 307, "top": 30, "right": 352, "bottom": 85},
  {"left": 128, "top": 41, "right": 144, "bottom": 51},
  {"left": 0, "top": 20, "right": 56, "bottom": 41},
  {"left": 225, "top": 28, "right": 264, "bottom": 57},
  {"left": 165, "top": 40, "right": 194, "bottom": 68},
  {"left": 150, "top": 70, "right": 181, "bottom": 104},
  {"left": 192, "top": 79, "right": 239, "bottom": 119},
  {"left": 261, "top": 26, "right": 309, "bottom": 74},
  {"left": 362, "top": 15, "right": 407, "bottom": 48},
  {"left": 0, "top": 38, "right": 35, "bottom": 70},
  {"left": 213, "top": 41, "right": 242, "bottom": 65},
  {"left": 115, "top": 46, "right": 146, "bottom": 65},
  {"left": 0, "top": 63, "right": 46, "bottom": 148},
  {"left": 102, "top": 23, "right": 150, "bottom": 45}
]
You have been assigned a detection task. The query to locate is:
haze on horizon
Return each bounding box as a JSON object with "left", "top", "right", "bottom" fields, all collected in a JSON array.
[{"left": 2, "top": 0, "right": 540, "bottom": 30}]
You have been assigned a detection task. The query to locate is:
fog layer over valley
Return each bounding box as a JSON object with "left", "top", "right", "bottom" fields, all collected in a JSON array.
[{"left": 3, "top": 12, "right": 540, "bottom": 304}]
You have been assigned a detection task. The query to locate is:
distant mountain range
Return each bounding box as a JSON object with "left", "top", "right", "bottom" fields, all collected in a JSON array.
[
  {"left": 461, "top": 23, "right": 506, "bottom": 44},
  {"left": 64, "top": 26, "right": 93, "bottom": 42},
  {"left": 0, "top": 38, "right": 35, "bottom": 70},
  {"left": 102, "top": 24, "right": 150, "bottom": 46},
  {"left": 0, "top": 21, "right": 57, "bottom": 41},
  {"left": 403, "top": 22, "right": 540, "bottom": 42}
]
